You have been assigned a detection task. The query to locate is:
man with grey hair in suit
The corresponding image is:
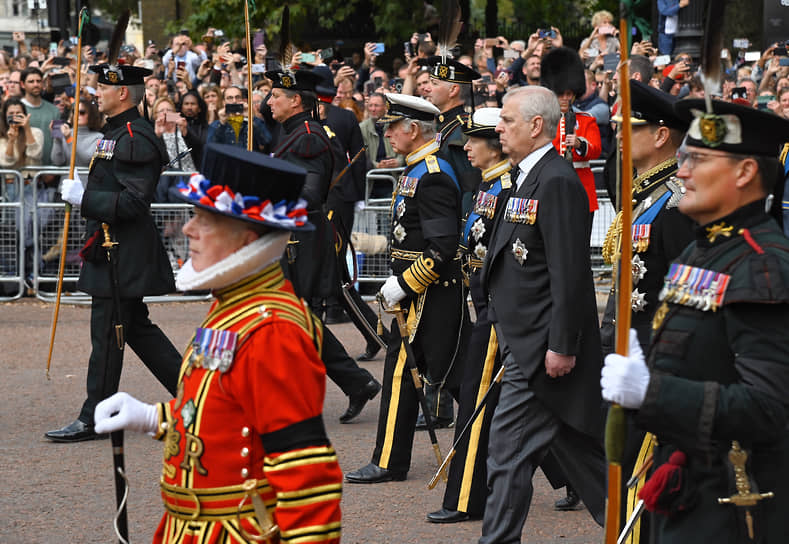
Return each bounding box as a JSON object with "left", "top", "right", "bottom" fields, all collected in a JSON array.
[{"left": 478, "top": 85, "right": 606, "bottom": 543}]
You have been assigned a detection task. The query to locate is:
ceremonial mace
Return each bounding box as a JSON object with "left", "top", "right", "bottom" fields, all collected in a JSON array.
[
  {"left": 603, "top": 3, "right": 635, "bottom": 543},
  {"left": 45, "top": 7, "right": 90, "bottom": 379},
  {"left": 376, "top": 293, "right": 446, "bottom": 476}
]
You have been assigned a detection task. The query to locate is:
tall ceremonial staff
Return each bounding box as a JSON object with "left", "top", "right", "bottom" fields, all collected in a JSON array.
[
  {"left": 244, "top": 0, "right": 255, "bottom": 151},
  {"left": 603, "top": 2, "right": 635, "bottom": 542},
  {"left": 45, "top": 7, "right": 90, "bottom": 379}
]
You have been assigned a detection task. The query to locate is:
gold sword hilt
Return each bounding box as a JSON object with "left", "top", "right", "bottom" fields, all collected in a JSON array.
[
  {"left": 428, "top": 449, "right": 455, "bottom": 489},
  {"left": 101, "top": 222, "right": 119, "bottom": 249},
  {"left": 238, "top": 479, "right": 280, "bottom": 543},
  {"left": 717, "top": 441, "right": 774, "bottom": 540}
]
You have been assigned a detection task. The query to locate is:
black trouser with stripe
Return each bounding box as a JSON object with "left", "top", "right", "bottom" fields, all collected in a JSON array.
[
  {"left": 441, "top": 272, "right": 501, "bottom": 516},
  {"left": 371, "top": 281, "right": 465, "bottom": 473},
  {"left": 79, "top": 297, "right": 181, "bottom": 425}
]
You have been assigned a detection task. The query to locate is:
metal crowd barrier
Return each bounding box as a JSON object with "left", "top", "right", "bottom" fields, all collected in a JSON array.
[
  {"left": 352, "top": 163, "right": 616, "bottom": 289},
  {"left": 0, "top": 166, "right": 208, "bottom": 304},
  {"left": 0, "top": 170, "right": 25, "bottom": 301}
]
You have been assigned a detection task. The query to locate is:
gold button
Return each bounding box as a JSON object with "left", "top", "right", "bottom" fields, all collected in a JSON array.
[
  {"left": 159, "top": 421, "right": 168, "bottom": 431},
  {"left": 443, "top": 281, "right": 449, "bottom": 287},
  {"left": 241, "top": 447, "right": 250, "bottom": 457},
  {"left": 241, "top": 468, "right": 249, "bottom": 478},
  {"left": 241, "top": 427, "right": 250, "bottom": 437}
]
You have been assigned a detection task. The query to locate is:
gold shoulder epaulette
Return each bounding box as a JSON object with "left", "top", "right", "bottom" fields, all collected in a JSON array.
[{"left": 425, "top": 154, "right": 440, "bottom": 173}]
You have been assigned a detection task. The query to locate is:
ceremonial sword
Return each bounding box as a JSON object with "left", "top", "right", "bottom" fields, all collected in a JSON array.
[
  {"left": 376, "top": 293, "right": 446, "bottom": 476},
  {"left": 428, "top": 364, "right": 505, "bottom": 489}
]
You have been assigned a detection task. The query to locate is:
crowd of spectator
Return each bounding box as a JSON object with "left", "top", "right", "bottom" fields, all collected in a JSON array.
[{"left": 1, "top": 15, "right": 788, "bottom": 292}]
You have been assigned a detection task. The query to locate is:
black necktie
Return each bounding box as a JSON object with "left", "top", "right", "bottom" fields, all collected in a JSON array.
[{"left": 510, "top": 165, "right": 521, "bottom": 189}]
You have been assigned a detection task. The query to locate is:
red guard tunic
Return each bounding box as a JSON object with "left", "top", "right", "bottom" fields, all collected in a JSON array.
[
  {"left": 152, "top": 263, "right": 343, "bottom": 543},
  {"left": 552, "top": 111, "right": 601, "bottom": 212}
]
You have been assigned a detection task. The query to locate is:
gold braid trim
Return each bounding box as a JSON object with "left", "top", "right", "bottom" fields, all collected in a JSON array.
[
  {"left": 602, "top": 210, "right": 623, "bottom": 266},
  {"left": 402, "top": 255, "right": 439, "bottom": 293}
]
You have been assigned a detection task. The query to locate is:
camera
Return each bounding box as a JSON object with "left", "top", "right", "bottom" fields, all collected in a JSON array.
[
  {"left": 538, "top": 28, "right": 556, "bottom": 39},
  {"left": 391, "top": 77, "right": 404, "bottom": 93},
  {"left": 226, "top": 103, "right": 243, "bottom": 115},
  {"left": 731, "top": 86, "right": 748, "bottom": 101},
  {"left": 404, "top": 41, "right": 415, "bottom": 57},
  {"left": 6, "top": 116, "right": 17, "bottom": 126},
  {"left": 598, "top": 24, "right": 616, "bottom": 36},
  {"left": 372, "top": 43, "right": 385, "bottom": 54},
  {"left": 214, "top": 30, "right": 225, "bottom": 38}
]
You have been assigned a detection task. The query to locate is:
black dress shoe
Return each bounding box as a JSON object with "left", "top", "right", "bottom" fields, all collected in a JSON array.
[
  {"left": 426, "top": 508, "right": 479, "bottom": 524},
  {"left": 357, "top": 343, "right": 383, "bottom": 361},
  {"left": 554, "top": 487, "right": 583, "bottom": 511},
  {"left": 415, "top": 414, "right": 454, "bottom": 430},
  {"left": 339, "top": 379, "right": 382, "bottom": 423},
  {"left": 345, "top": 463, "right": 407, "bottom": 484},
  {"left": 44, "top": 419, "right": 107, "bottom": 443},
  {"left": 324, "top": 307, "right": 351, "bottom": 324}
]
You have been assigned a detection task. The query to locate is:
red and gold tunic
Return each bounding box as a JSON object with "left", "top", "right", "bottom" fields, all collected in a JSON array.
[
  {"left": 552, "top": 111, "right": 602, "bottom": 212},
  {"left": 152, "top": 263, "right": 342, "bottom": 543}
]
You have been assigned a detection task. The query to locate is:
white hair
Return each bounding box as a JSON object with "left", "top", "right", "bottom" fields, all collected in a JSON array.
[
  {"left": 502, "top": 86, "right": 561, "bottom": 137},
  {"left": 401, "top": 118, "right": 436, "bottom": 140}
]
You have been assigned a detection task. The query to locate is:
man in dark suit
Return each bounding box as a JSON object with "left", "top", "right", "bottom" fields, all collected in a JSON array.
[
  {"left": 478, "top": 86, "right": 606, "bottom": 543},
  {"left": 46, "top": 62, "right": 182, "bottom": 443}
]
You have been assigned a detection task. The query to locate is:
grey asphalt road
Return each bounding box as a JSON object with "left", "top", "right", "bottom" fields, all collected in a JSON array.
[{"left": 0, "top": 299, "right": 603, "bottom": 544}]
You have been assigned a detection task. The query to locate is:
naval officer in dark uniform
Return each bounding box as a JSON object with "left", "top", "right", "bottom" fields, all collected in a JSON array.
[
  {"left": 266, "top": 67, "right": 381, "bottom": 423},
  {"left": 427, "top": 107, "right": 510, "bottom": 523},
  {"left": 479, "top": 86, "right": 607, "bottom": 543},
  {"left": 46, "top": 62, "right": 182, "bottom": 442},
  {"left": 602, "top": 99, "right": 789, "bottom": 544},
  {"left": 345, "top": 93, "right": 467, "bottom": 483}
]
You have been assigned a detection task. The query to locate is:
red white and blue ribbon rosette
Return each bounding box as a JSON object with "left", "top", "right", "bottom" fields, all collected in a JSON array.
[{"left": 178, "top": 174, "right": 309, "bottom": 229}]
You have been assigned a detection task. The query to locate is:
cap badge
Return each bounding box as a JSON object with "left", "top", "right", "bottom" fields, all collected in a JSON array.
[
  {"left": 281, "top": 75, "right": 293, "bottom": 88},
  {"left": 699, "top": 113, "right": 727, "bottom": 147},
  {"left": 438, "top": 65, "right": 449, "bottom": 78}
]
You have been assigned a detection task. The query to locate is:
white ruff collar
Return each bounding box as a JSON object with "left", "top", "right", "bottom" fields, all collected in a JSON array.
[{"left": 176, "top": 232, "right": 290, "bottom": 292}]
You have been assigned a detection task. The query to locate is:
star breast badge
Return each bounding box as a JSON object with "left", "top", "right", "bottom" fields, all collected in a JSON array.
[
  {"left": 393, "top": 223, "right": 406, "bottom": 243},
  {"left": 470, "top": 218, "right": 486, "bottom": 241},
  {"left": 631, "top": 288, "right": 647, "bottom": 312},
  {"left": 512, "top": 238, "right": 528, "bottom": 265}
]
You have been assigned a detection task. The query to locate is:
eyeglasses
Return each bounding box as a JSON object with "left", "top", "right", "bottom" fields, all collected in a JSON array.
[
  {"left": 676, "top": 148, "right": 734, "bottom": 171},
  {"left": 78, "top": 110, "right": 87, "bottom": 115}
]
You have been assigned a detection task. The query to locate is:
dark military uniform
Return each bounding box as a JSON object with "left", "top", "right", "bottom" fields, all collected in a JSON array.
[
  {"left": 599, "top": 159, "right": 694, "bottom": 543},
  {"left": 600, "top": 158, "right": 695, "bottom": 353},
  {"left": 441, "top": 159, "right": 511, "bottom": 516},
  {"left": 602, "top": 97, "right": 789, "bottom": 544},
  {"left": 272, "top": 110, "right": 335, "bottom": 301},
  {"left": 272, "top": 109, "right": 378, "bottom": 401},
  {"left": 77, "top": 107, "right": 182, "bottom": 424},
  {"left": 370, "top": 139, "right": 467, "bottom": 474},
  {"left": 321, "top": 104, "right": 385, "bottom": 353},
  {"left": 637, "top": 200, "right": 789, "bottom": 543},
  {"left": 437, "top": 104, "right": 480, "bottom": 214}
]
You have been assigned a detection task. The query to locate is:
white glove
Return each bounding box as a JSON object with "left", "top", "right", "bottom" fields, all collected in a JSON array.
[
  {"left": 94, "top": 392, "right": 159, "bottom": 435},
  {"left": 601, "top": 329, "right": 650, "bottom": 409},
  {"left": 380, "top": 275, "right": 407, "bottom": 307},
  {"left": 60, "top": 175, "right": 84, "bottom": 207}
]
